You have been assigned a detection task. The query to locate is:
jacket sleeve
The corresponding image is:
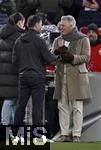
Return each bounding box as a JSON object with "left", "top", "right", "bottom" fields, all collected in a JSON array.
[
  {"left": 72, "top": 37, "right": 91, "bottom": 65},
  {"left": 38, "top": 38, "right": 57, "bottom": 64}
]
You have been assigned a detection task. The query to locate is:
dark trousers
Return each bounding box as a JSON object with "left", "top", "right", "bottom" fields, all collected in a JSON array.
[{"left": 14, "top": 76, "right": 45, "bottom": 126}]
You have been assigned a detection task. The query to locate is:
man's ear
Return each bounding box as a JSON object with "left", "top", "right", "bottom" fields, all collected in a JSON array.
[
  {"left": 17, "top": 20, "right": 21, "bottom": 27},
  {"left": 34, "top": 22, "right": 38, "bottom": 28}
]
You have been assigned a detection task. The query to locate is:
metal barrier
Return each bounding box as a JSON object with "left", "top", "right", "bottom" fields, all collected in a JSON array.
[{"left": 81, "top": 73, "right": 101, "bottom": 141}]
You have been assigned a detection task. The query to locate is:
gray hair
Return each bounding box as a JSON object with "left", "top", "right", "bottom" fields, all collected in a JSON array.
[{"left": 61, "top": 15, "right": 76, "bottom": 28}]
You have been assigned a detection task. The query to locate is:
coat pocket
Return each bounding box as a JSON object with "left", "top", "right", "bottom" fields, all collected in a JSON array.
[{"left": 78, "top": 64, "right": 88, "bottom": 73}]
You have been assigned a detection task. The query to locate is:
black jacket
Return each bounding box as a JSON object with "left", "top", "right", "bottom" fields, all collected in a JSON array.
[
  {"left": 12, "top": 29, "right": 56, "bottom": 78},
  {"left": 0, "top": 23, "right": 24, "bottom": 99}
]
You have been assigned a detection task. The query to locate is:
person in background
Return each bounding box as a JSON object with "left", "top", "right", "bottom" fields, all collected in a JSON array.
[
  {"left": 60, "top": 0, "right": 82, "bottom": 22},
  {"left": 0, "top": 0, "right": 14, "bottom": 27},
  {"left": 0, "top": 0, "right": 14, "bottom": 122},
  {"left": 59, "top": 0, "right": 100, "bottom": 25},
  {"left": 52, "top": 15, "right": 92, "bottom": 142},
  {"left": 15, "top": 0, "right": 40, "bottom": 21},
  {"left": 86, "top": 23, "right": 101, "bottom": 72},
  {"left": 83, "top": 0, "right": 101, "bottom": 11},
  {"left": 35, "top": 11, "right": 51, "bottom": 25},
  {"left": 0, "top": 12, "right": 25, "bottom": 125},
  {"left": 36, "top": 0, "right": 64, "bottom": 24},
  {"left": 15, "top": 0, "right": 65, "bottom": 24}
]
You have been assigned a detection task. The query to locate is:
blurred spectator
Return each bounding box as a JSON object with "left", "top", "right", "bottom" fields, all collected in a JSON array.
[
  {"left": 78, "top": 0, "right": 101, "bottom": 28},
  {"left": 36, "top": 0, "right": 64, "bottom": 24},
  {"left": 83, "top": 0, "right": 101, "bottom": 11},
  {"left": 61, "top": 0, "right": 101, "bottom": 25},
  {"left": 15, "top": 0, "right": 101, "bottom": 26},
  {"left": 61, "top": 0, "right": 83, "bottom": 22},
  {"left": 15, "top": 0, "right": 40, "bottom": 20},
  {"left": 0, "top": 12, "right": 25, "bottom": 125},
  {"left": 86, "top": 23, "right": 101, "bottom": 72},
  {"left": 11, "top": 0, "right": 16, "bottom": 12},
  {"left": 35, "top": 11, "right": 51, "bottom": 25},
  {"left": 0, "top": 0, "right": 13, "bottom": 27},
  {"left": 0, "top": 0, "right": 13, "bottom": 15},
  {"left": 59, "top": 0, "right": 101, "bottom": 24},
  {"left": 15, "top": 0, "right": 65, "bottom": 24}
]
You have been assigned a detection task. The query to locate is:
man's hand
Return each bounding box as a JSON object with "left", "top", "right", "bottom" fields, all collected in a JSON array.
[
  {"left": 89, "top": 1, "right": 99, "bottom": 9},
  {"left": 83, "top": 0, "right": 99, "bottom": 9},
  {"left": 61, "top": 52, "right": 74, "bottom": 64},
  {"left": 54, "top": 45, "right": 68, "bottom": 55}
]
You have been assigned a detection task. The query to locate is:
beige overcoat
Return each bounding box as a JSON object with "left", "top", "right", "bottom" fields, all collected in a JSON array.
[{"left": 52, "top": 36, "right": 92, "bottom": 101}]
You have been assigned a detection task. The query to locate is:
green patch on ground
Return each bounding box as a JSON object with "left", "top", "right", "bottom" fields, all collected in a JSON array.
[{"left": 50, "top": 142, "right": 101, "bottom": 150}]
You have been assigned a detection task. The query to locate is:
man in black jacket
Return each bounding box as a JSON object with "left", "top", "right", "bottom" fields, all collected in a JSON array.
[{"left": 12, "top": 15, "right": 56, "bottom": 126}]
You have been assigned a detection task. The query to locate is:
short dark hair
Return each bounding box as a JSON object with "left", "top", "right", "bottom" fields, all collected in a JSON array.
[
  {"left": 27, "top": 15, "right": 42, "bottom": 28},
  {"left": 87, "top": 23, "right": 98, "bottom": 33},
  {"left": 8, "top": 12, "right": 25, "bottom": 25}
]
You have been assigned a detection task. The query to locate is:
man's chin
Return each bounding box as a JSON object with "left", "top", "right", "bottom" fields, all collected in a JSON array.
[{"left": 61, "top": 32, "right": 67, "bottom": 35}]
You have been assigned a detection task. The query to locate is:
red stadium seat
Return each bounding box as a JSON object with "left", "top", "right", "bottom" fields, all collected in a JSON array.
[{"left": 79, "top": 26, "right": 88, "bottom": 34}]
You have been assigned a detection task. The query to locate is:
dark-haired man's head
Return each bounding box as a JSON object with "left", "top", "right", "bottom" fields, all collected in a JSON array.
[
  {"left": 8, "top": 12, "right": 25, "bottom": 29},
  {"left": 87, "top": 23, "right": 98, "bottom": 42},
  {"left": 27, "top": 15, "right": 42, "bottom": 32}
]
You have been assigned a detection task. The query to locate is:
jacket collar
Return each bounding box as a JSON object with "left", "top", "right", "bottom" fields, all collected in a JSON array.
[{"left": 29, "top": 28, "right": 40, "bottom": 35}]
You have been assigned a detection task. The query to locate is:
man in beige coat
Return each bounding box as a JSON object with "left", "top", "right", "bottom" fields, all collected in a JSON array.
[{"left": 52, "top": 15, "right": 92, "bottom": 142}]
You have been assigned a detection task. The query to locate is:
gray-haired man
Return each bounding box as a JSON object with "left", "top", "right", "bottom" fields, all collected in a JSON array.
[{"left": 53, "top": 15, "right": 92, "bottom": 142}]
